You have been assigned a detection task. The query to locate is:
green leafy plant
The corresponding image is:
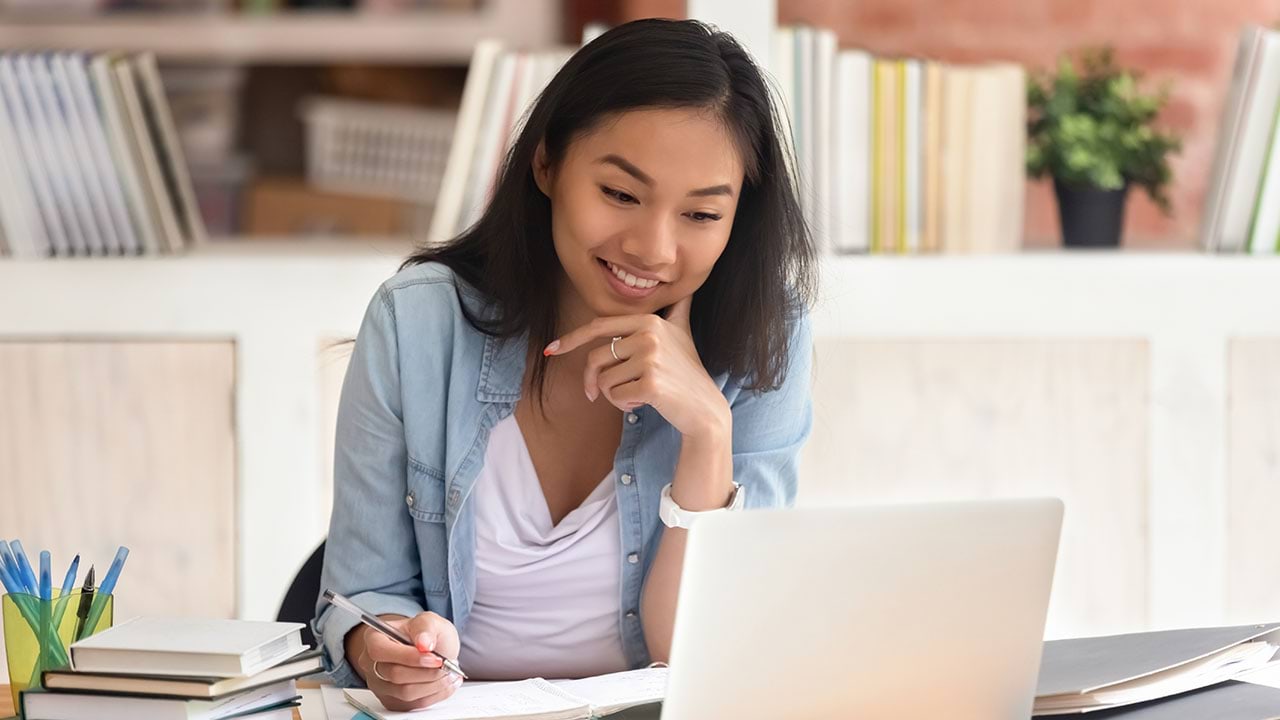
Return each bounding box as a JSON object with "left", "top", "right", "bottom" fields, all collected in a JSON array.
[{"left": 1026, "top": 47, "right": 1181, "bottom": 214}]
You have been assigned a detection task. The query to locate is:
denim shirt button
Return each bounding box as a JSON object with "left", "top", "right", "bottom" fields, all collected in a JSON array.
[
  {"left": 448, "top": 487, "right": 462, "bottom": 508},
  {"left": 405, "top": 492, "right": 414, "bottom": 507},
  {"left": 626, "top": 413, "right": 639, "bottom": 425},
  {"left": 625, "top": 610, "right": 638, "bottom": 619},
  {"left": 627, "top": 553, "right": 639, "bottom": 564},
  {"left": 620, "top": 473, "right": 633, "bottom": 485}
]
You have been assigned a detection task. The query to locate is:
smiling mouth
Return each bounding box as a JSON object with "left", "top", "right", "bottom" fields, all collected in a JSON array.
[
  {"left": 597, "top": 258, "right": 666, "bottom": 299},
  {"left": 599, "top": 258, "right": 664, "bottom": 288}
]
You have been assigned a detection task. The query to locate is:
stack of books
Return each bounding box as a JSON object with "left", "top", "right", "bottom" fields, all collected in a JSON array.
[
  {"left": 19, "top": 616, "right": 322, "bottom": 720},
  {"left": 426, "top": 28, "right": 1026, "bottom": 255},
  {"left": 1202, "top": 25, "right": 1280, "bottom": 254},
  {"left": 774, "top": 25, "right": 1026, "bottom": 255},
  {"left": 0, "top": 51, "right": 207, "bottom": 259}
]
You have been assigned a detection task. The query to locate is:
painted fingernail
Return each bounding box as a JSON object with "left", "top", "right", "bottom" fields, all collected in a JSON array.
[
  {"left": 420, "top": 654, "right": 442, "bottom": 667},
  {"left": 543, "top": 340, "right": 560, "bottom": 356}
]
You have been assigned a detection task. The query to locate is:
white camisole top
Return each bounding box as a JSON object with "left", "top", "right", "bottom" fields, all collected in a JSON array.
[{"left": 455, "top": 413, "right": 630, "bottom": 680}]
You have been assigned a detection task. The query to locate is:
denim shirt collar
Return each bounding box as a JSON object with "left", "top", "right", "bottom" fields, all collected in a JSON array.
[{"left": 476, "top": 332, "right": 527, "bottom": 404}]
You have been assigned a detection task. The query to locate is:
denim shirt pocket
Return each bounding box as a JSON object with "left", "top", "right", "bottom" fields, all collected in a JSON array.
[{"left": 406, "top": 459, "right": 449, "bottom": 596}]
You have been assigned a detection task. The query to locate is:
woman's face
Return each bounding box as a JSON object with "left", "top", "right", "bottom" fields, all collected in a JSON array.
[{"left": 535, "top": 107, "right": 745, "bottom": 324}]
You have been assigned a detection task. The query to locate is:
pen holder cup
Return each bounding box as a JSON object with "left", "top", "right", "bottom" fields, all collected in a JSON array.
[{"left": 3, "top": 591, "right": 113, "bottom": 711}]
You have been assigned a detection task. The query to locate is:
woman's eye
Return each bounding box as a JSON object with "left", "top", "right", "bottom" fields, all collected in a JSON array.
[
  {"left": 686, "top": 211, "right": 723, "bottom": 224},
  {"left": 601, "top": 186, "right": 638, "bottom": 204}
]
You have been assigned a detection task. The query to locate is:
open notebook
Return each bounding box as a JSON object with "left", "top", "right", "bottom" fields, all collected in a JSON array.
[{"left": 338, "top": 668, "right": 667, "bottom": 720}]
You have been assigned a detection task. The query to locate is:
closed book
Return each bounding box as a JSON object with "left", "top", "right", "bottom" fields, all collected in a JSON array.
[
  {"left": 21, "top": 679, "right": 300, "bottom": 720},
  {"left": 44, "top": 648, "right": 321, "bottom": 700},
  {"left": 70, "top": 617, "right": 305, "bottom": 678}
]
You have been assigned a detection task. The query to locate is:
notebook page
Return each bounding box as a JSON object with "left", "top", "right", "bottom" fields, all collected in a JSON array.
[
  {"left": 344, "top": 679, "right": 588, "bottom": 720},
  {"left": 551, "top": 668, "right": 668, "bottom": 714}
]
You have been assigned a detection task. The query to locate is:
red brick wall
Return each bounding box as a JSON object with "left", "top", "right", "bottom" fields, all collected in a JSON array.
[{"left": 572, "top": 0, "right": 1280, "bottom": 249}]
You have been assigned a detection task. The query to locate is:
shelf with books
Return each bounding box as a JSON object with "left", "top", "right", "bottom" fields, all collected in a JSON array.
[{"left": 0, "top": 0, "right": 560, "bottom": 64}]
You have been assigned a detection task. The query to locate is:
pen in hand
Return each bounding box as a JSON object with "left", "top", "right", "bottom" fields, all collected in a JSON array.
[{"left": 322, "top": 589, "right": 467, "bottom": 680}]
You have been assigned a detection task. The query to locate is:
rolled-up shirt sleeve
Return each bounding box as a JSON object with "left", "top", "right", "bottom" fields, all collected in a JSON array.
[
  {"left": 312, "top": 284, "right": 427, "bottom": 688},
  {"left": 729, "top": 313, "right": 814, "bottom": 508}
]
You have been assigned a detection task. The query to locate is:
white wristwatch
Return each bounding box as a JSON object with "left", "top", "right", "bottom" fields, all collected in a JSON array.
[{"left": 659, "top": 482, "right": 745, "bottom": 529}]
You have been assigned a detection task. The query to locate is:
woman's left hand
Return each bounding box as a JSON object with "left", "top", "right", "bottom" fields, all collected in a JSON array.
[{"left": 544, "top": 295, "right": 730, "bottom": 441}]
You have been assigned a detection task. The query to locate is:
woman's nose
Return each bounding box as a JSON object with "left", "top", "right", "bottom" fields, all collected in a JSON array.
[{"left": 621, "top": 214, "right": 677, "bottom": 267}]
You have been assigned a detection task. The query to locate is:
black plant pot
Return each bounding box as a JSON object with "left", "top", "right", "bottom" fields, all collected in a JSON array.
[{"left": 1053, "top": 179, "right": 1130, "bottom": 248}]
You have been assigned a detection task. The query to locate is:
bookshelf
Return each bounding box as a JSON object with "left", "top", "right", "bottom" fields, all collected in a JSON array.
[
  {"left": 3, "top": 245, "right": 1280, "bottom": 634},
  {"left": 0, "top": 0, "right": 561, "bottom": 64}
]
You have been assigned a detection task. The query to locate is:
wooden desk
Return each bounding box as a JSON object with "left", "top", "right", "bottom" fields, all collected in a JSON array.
[{"left": 0, "top": 684, "right": 306, "bottom": 719}]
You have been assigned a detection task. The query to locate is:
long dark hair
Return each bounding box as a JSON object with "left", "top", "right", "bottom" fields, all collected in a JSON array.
[{"left": 403, "top": 18, "right": 816, "bottom": 404}]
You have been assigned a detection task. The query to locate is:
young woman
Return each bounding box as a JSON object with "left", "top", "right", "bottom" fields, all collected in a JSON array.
[{"left": 313, "top": 17, "right": 818, "bottom": 712}]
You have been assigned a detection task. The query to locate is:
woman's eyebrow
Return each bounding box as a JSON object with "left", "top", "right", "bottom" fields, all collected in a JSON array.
[{"left": 596, "top": 154, "right": 735, "bottom": 198}]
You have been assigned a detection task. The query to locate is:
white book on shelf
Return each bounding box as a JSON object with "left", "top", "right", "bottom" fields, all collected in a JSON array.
[
  {"left": 967, "top": 66, "right": 1007, "bottom": 252},
  {"left": 795, "top": 26, "right": 815, "bottom": 242},
  {"left": 61, "top": 52, "right": 139, "bottom": 255},
  {"left": 1, "top": 55, "right": 73, "bottom": 257},
  {"left": 903, "top": 58, "right": 922, "bottom": 253},
  {"left": 999, "top": 63, "right": 1027, "bottom": 252},
  {"left": 427, "top": 39, "right": 502, "bottom": 246},
  {"left": 1214, "top": 29, "right": 1280, "bottom": 253},
  {"left": 770, "top": 26, "right": 798, "bottom": 194},
  {"left": 940, "top": 65, "right": 973, "bottom": 253},
  {"left": 13, "top": 53, "right": 92, "bottom": 256},
  {"left": 1249, "top": 92, "right": 1280, "bottom": 254},
  {"left": 812, "top": 27, "right": 836, "bottom": 253},
  {"left": 0, "top": 57, "right": 49, "bottom": 258},
  {"left": 1202, "top": 26, "right": 1266, "bottom": 251},
  {"left": 832, "top": 49, "right": 871, "bottom": 253},
  {"left": 112, "top": 54, "right": 184, "bottom": 253},
  {"left": 90, "top": 52, "right": 162, "bottom": 255},
  {"left": 921, "top": 61, "right": 945, "bottom": 253},
  {"left": 27, "top": 52, "right": 109, "bottom": 256},
  {"left": 134, "top": 53, "right": 208, "bottom": 250},
  {"left": 459, "top": 48, "right": 517, "bottom": 234},
  {"left": 49, "top": 53, "right": 125, "bottom": 255}
]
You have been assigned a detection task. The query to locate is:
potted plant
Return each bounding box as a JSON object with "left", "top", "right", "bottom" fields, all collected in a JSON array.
[{"left": 1026, "top": 47, "right": 1181, "bottom": 248}]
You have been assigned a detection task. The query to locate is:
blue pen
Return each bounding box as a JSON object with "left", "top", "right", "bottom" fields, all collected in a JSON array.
[
  {"left": 0, "top": 541, "right": 26, "bottom": 594},
  {"left": 83, "top": 546, "right": 128, "bottom": 635},
  {"left": 57, "top": 555, "right": 79, "bottom": 599},
  {"left": 0, "top": 557, "right": 20, "bottom": 595},
  {"left": 51, "top": 554, "right": 80, "bottom": 627},
  {"left": 39, "top": 551, "right": 51, "bottom": 601},
  {"left": 11, "top": 541, "right": 39, "bottom": 593}
]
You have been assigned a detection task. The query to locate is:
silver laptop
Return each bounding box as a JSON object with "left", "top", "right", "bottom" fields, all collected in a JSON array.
[{"left": 661, "top": 498, "right": 1064, "bottom": 720}]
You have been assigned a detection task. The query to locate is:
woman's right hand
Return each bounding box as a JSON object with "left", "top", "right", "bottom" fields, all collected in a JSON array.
[{"left": 347, "top": 612, "right": 464, "bottom": 711}]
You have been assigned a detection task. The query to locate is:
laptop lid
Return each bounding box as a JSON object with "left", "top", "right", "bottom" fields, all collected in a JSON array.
[{"left": 661, "top": 498, "right": 1064, "bottom": 720}]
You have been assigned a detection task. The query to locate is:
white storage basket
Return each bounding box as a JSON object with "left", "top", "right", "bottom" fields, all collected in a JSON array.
[{"left": 301, "top": 96, "right": 456, "bottom": 204}]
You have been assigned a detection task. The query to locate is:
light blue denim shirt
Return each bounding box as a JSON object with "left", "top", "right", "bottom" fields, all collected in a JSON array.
[{"left": 313, "top": 261, "right": 813, "bottom": 687}]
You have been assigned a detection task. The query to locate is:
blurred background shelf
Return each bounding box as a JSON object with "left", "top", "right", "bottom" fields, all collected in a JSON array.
[{"left": 0, "top": 0, "right": 560, "bottom": 63}]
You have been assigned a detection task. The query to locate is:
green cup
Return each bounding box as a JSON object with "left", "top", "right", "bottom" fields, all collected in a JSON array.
[{"left": 3, "top": 590, "right": 113, "bottom": 711}]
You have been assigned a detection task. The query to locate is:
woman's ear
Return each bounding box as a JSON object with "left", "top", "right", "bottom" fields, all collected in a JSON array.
[{"left": 532, "top": 140, "right": 552, "bottom": 197}]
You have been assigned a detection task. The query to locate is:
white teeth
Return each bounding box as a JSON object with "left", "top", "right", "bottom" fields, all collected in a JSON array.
[{"left": 606, "top": 261, "right": 659, "bottom": 290}]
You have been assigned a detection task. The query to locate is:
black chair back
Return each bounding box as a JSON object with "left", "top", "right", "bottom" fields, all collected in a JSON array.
[{"left": 276, "top": 541, "right": 325, "bottom": 649}]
